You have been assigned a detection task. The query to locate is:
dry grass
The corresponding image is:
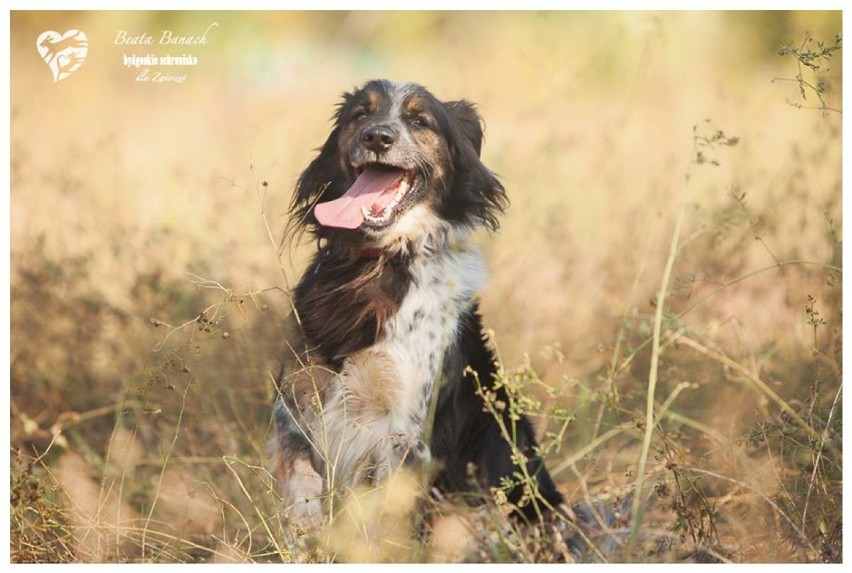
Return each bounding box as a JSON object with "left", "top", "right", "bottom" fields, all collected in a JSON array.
[{"left": 10, "top": 11, "right": 842, "bottom": 563}]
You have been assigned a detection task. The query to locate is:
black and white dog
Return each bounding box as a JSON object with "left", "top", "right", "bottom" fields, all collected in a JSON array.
[{"left": 271, "top": 79, "right": 565, "bottom": 529}]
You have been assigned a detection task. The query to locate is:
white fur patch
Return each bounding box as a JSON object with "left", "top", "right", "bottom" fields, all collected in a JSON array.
[
  {"left": 317, "top": 226, "right": 486, "bottom": 491},
  {"left": 375, "top": 203, "right": 450, "bottom": 256}
]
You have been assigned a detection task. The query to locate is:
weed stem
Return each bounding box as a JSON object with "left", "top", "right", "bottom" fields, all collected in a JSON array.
[{"left": 629, "top": 198, "right": 687, "bottom": 543}]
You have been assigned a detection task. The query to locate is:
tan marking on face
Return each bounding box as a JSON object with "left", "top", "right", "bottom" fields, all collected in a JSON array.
[
  {"left": 365, "top": 87, "right": 383, "bottom": 111},
  {"left": 402, "top": 95, "right": 425, "bottom": 116},
  {"left": 415, "top": 127, "right": 450, "bottom": 170}
]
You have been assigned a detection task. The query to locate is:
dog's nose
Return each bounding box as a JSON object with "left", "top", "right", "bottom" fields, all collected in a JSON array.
[{"left": 361, "top": 125, "right": 396, "bottom": 153}]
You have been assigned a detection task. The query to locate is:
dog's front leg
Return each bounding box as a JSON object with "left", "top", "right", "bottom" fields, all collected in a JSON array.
[
  {"left": 271, "top": 398, "right": 324, "bottom": 529},
  {"left": 272, "top": 333, "right": 336, "bottom": 530},
  {"left": 320, "top": 348, "right": 436, "bottom": 489}
]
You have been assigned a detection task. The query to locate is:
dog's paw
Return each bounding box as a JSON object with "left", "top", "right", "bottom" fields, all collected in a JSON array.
[
  {"left": 288, "top": 496, "right": 324, "bottom": 531},
  {"left": 280, "top": 458, "right": 325, "bottom": 531}
]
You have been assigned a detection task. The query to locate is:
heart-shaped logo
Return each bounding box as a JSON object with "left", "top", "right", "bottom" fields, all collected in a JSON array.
[{"left": 36, "top": 29, "right": 88, "bottom": 83}]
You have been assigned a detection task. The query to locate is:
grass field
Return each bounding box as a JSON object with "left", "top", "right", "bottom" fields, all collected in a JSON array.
[{"left": 9, "top": 11, "right": 842, "bottom": 563}]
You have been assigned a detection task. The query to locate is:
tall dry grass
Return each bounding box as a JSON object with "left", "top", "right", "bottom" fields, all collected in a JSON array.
[{"left": 10, "top": 11, "right": 841, "bottom": 563}]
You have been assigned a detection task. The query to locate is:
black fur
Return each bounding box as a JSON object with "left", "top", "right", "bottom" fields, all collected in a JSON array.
[
  {"left": 432, "top": 307, "right": 564, "bottom": 520},
  {"left": 293, "top": 248, "right": 412, "bottom": 369}
]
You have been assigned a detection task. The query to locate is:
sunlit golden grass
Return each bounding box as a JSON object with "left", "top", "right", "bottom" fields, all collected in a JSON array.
[{"left": 10, "top": 10, "right": 841, "bottom": 563}]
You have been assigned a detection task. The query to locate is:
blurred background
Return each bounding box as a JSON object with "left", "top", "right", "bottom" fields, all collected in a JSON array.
[{"left": 10, "top": 11, "right": 842, "bottom": 563}]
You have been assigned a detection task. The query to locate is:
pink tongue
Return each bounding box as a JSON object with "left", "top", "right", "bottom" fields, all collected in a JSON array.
[{"left": 314, "top": 168, "right": 404, "bottom": 229}]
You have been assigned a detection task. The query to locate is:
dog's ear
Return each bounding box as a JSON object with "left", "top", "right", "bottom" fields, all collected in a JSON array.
[
  {"left": 288, "top": 126, "right": 341, "bottom": 232},
  {"left": 440, "top": 100, "right": 508, "bottom": 231},
  {"left": 444, "top": 100, "right": 484, "bottom": 157},
  {"left": 288, "top": 91, "right": 359, "bottom": 234}
]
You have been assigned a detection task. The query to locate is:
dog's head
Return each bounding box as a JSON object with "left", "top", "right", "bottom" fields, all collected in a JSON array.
[{"left": 289, "top": 80, "right": 507, "bottom": 248}]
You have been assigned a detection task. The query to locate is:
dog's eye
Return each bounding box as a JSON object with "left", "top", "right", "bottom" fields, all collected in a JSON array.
[
  {"left": 408, "top": 115, "right": 429, "bottom": 129},
  {"left": 352, "top": 110, "right": 369, "bottom": 123}
]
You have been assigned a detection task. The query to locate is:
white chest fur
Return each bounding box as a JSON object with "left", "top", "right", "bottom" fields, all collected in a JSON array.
[
  {"left": 316, "top": 236, "right": 486, "bottom": 489},
  {"left": 381, "top": 243, "right": 486, "bottom": 433}
]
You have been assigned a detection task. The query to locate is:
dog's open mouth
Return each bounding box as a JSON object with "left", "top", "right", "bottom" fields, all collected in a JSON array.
[{"left": 314, "top": 165, "right": 416, "bottom": 230}]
